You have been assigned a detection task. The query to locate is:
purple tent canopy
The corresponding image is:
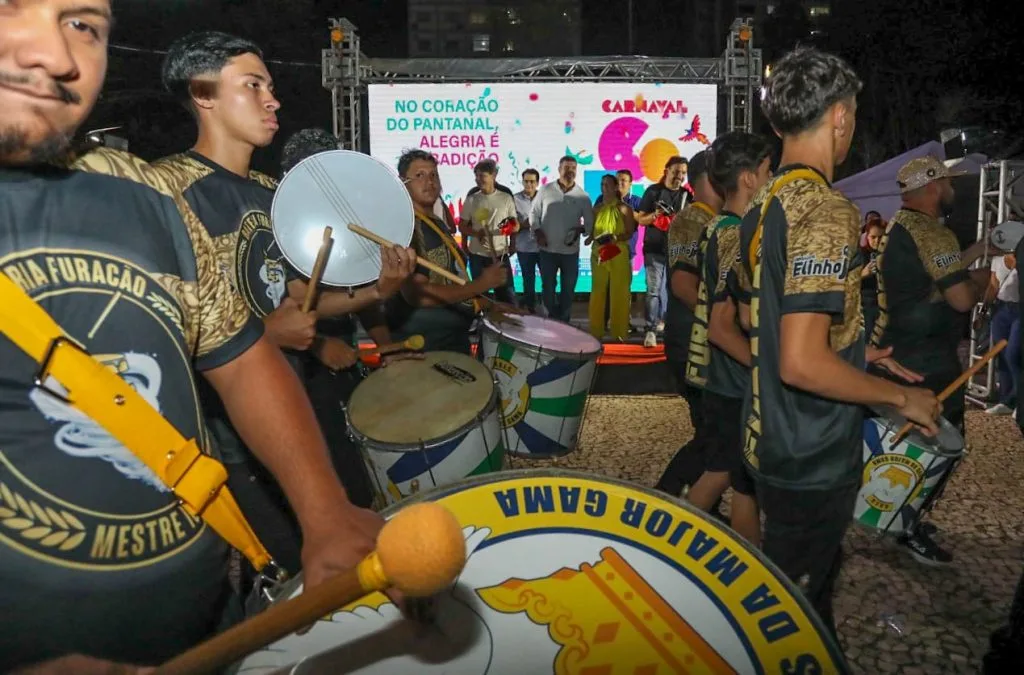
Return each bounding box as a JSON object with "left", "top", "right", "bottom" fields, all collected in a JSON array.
[{"left": 834, "top": 141, "right": 988, "bottom": 221}]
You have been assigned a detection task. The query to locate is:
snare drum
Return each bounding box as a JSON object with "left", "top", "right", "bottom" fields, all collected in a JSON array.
[
  {"left": 238, "top": 470, "right": 850, "bottom": 674},
  {"left": 480, "top": 315, "right": 602, "bottom": 458},
  {"left": 347, "top": 352, "right": 506, "bottom": 507},
  {"left": 854, "top": 408, "right": 965, "bottom": 536}
]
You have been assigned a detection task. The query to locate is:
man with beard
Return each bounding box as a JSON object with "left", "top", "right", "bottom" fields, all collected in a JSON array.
[
  {"left": 154, "top": 34, "right": 416, "bottom": 576},
  {"left": 0, "top": 3, "right": 393, "bottom": 672},
  {"left": 870, "top": 156, "right": 992, "bottom": 566}
]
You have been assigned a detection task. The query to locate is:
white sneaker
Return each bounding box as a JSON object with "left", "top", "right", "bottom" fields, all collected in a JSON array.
[
  {"left": 656, "top": 321, "right": 666, "bottom": 333},
  {"left": 986, "top": 403, "right": 1013, "bottom": 416},
  {"left": 644, "top": 331, "right": 657, "bottom": 348}
]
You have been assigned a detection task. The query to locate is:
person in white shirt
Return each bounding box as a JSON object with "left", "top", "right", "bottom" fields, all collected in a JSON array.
[
  {"left": 461, "top": 159, "right": 519, "bottom": 305},
  {"left": 514, "top": 169, "right": 542, "bottom": 313},
  {"left": 530, "top": 156, "right": 595, "bottom": 322},
  {"left": 986, "top": 253, "right": 1020, "bottom": 414}
]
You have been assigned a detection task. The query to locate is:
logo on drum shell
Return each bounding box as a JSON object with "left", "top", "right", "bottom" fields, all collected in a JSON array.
[
  {"left": 432, "top": 361, "right": 478, "bottom": 384},
  {"left": 861, "top": 454, "right": 926, "bottom": 512},
  {"left": 487, "top": 357, "right": 530, "bottom": 428}
]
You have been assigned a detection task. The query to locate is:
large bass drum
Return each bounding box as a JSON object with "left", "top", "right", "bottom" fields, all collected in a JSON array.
[{"left": 238, "top": 470, "right": 850, "bottom": 674}]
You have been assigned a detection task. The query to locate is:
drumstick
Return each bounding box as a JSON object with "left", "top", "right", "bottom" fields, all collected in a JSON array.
[
  {"left": 347, "top": 223, "right": 526, "bottom": 318},
  {"left": 155, "top": 503, "right": 466, "bottom": 675},
  {"left": 302, "top": 226, "right": 334, "bottom": 313},
  {"left": 360, "top": 334, "right": 425, "bottom": 359},
  {"left": 890, "top": 339, "right": 1008, "bottom": 446}
]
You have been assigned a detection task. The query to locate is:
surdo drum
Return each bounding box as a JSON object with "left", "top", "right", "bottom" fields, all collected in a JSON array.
[
  {"left": 855, "top": 407, "right": 965, "bottom": 536},
  {"left": 238, "top": 470, "right": 850, "bottom": 674},
  {"left": 346, "top": 351, "right": 506, "bottom": 508},
  {"left": 479, "top": 315, "right": 602, "bottom": 458}
]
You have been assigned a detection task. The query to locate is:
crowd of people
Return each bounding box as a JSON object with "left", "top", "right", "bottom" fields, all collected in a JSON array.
[{"left": 1, "top": 1, "right": 1023, "bottom": 672}]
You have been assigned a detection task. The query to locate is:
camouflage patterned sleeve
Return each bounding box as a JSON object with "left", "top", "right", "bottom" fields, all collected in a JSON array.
[
  {"left": 713, "top": 226, "right": 742, "bottom": 303},
  {"left": 913, "top": 226, "right": 971, "bottom": 292},
  {"left": 667, "top": 209, "right": 701, "bottom": 274},
  {"left": 781, "top": 196, "right": 860, "bottom": 316}
]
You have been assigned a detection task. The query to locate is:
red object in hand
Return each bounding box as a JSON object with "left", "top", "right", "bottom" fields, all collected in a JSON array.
[
  {"left": 499, "top": 217, "right": 519, "bottom": 236},
  {"left": 598, "top": 242, "right": 621, "bottom": 262},
  {"left": 653, "top": 213, "right": 672, "bottom": 232}
]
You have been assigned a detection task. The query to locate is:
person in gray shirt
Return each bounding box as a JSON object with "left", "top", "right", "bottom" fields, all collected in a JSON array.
[{"left": 530, "top": 156, "right": 595, "bottom": 322}]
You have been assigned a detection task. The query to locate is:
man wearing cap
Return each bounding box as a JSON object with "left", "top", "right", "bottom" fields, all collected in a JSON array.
[{"left": 871, "top": 155, "right": 993, "bottom": 566}]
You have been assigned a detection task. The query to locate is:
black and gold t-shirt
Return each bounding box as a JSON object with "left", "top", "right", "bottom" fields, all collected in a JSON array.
[
  {"left": 663, "top": 202, "right": 717, "bottom": 363},
  {"left": 740, "top": 166, "right": 865, "bottom": 490},
  {"left": 870, "top": 208, "right": 970, "bottom": 373},
  {"left": 0, "top": 149, "right": 262, "bottom": 668},
  {"left": 703, "top": 213, "right": 749, "bottom": 399},
  {"left": 685, "top": 212, "right": 728, "bottom": 389}
]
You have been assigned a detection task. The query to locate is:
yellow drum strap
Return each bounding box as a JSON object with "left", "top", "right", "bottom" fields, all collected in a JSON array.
[
  {"left": 747, "top": 169, "right": 827, "bottom": 271},
  {"left": 415, "top": 211, "right": 482, "bottom": 313},
  {"left": 0, "top": 272, "right": 274, "bottom": 572}
]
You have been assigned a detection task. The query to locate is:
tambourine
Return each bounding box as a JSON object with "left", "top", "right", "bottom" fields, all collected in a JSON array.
[
  {"left": 271, "top": 150, "right": 414, "bottom": 287},
  {"left": 990, "top": 220, "right": 1024, "bottom": 253}
]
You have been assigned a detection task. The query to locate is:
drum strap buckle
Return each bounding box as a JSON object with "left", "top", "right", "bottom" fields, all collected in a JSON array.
[{"left": 249, "top": 559, "right": 289, "bottom": 610}]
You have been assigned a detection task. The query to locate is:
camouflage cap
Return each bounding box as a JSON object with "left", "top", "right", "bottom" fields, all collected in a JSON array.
[{"left": 896, "top": 155, "right": 966, "bottom": 193}]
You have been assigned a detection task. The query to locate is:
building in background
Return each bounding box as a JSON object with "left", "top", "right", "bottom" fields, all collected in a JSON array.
[
  {"left": 676, "top": 0, "right": 834, "bottom": 58},
  {"left": 408, "top": 0, "right": 582, "bottom": 57}
]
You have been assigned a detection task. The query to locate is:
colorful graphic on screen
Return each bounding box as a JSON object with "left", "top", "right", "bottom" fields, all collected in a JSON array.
[{"left": 367, "top": 83, "right": 718, "bottom": 293}]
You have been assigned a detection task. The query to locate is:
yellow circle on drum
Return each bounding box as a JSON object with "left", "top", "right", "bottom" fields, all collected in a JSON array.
[
  {"left": 240, "top": 471, "right": 850, "bottom": 674},
  {"left": 347, "top": 351, "right": 495, "bottom": 447}
]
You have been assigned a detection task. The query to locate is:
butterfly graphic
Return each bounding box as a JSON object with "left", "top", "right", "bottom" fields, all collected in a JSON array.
[{"left": 679, "top": 114, "right": 710, "bottom": 146}]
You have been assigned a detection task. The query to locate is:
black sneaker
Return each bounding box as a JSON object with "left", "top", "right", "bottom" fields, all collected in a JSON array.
[
  {"left": 901, "top": 528, "right": 953, "bottom": 567},
  {"left": 916, "top": 521, "right": 938, "bottom": 536}
]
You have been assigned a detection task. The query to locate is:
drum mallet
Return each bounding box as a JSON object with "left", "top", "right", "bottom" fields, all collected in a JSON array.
[
  {"left": 891, "top": 339, "right": 1007, "bottom": 446},
  {"left": 301, "top": 226, "right": 334, "bottom": 313},
  {"left": 359, "top": 334, "right": 426, "bottom": 361},
  {"left": 155, "top": 503, "right": 466, "bottom": 675}
]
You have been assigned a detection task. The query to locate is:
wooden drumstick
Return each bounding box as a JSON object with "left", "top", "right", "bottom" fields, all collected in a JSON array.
[
  {"left": 359, "top": 334, "right": 425, "bottom": 359},
  {"left": 155, "top": 503, "right": 466, "bottom": 675},
  {"left": 302, "top": 226, "right": 334, "bottom": 313},
  {"left": 890, "top": 339, "right": 1008, "bottom": 446}
]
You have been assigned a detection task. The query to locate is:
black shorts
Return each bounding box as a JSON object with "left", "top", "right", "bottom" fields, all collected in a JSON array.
[{"left": 702, "top": 390, "right": 755, "bottom": 496}]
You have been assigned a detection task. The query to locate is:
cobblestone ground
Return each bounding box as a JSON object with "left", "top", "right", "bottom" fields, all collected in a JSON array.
[{"left": 521, "top": 395, "right": 1024, "bottom": 674}]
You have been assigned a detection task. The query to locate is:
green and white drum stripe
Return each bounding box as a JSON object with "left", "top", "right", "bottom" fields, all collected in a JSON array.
[
  {"left": 481, "top": 316, "right": 602, "bottom": 458},
  {"left": 854, "top": 413, "right": 963, "bottom": 536}
]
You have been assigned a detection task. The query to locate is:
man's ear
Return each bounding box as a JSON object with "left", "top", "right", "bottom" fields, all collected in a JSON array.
[{"left": 188, "top": 79, "right": 218, "bottom": 111}]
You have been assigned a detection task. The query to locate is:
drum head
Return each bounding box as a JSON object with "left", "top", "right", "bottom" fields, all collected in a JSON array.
[
  {"left": 869, "top": 406, "right": 964, "bottom": 457},
  {"left": 245, "top": 470, "right": 849, "bottom": 674},
  {"left": 348, "top": 352, "right": 495, "bottom": 448},
  {"left": 990, "top": 220, "right": 1024, "bottom": 253},
  {"left": 272, "top": 150, "right": 414, "bottom": 287},
  {"left": 482, "top": 314, "right": 602, "bottom": 357}
]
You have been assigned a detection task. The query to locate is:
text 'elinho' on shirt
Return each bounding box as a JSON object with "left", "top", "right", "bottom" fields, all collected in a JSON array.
[
  {"left": 739, "top": 165, "right": 865, "bottom": 491},
  {"left": 0, "top": 147, "right": 262, "bottom": 668}
]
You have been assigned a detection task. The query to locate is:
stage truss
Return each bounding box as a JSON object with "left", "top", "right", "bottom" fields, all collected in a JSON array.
[
  {"left": 967, "top": 160, "right": 1024, "bottom": 404},
  {"left": 322, "top": 18, "right": 762, "bottom": 151}
]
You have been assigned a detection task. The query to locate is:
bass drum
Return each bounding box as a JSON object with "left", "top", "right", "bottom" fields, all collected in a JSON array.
[{"left": 238, "top": 470, "right": 850, "bottom": 674}]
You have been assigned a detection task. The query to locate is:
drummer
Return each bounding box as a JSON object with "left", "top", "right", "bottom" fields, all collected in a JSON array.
[
  {"left": 155, "top": 33, "right": 417, "bottom": 572},
  {"left": 682, "top": 131, "right": 773, "bottom": 546},
  {"left": 737, "top": 47, "right": 940, "bottom": 637},
  {"left": 0, "top": 3, "right": 391, "bottom": 671},
  {"left": 869, "top": 156, "right": 993, "bottom": 566},
  {"left": 388, "top": 149, "right": 509, "bottom": 354}
]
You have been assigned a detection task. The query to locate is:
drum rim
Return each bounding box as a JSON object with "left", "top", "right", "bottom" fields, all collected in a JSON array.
[
  {"left": 866, "top": 408, "right": 965, "bottom": 458},
  {"left": 269, "top": 469, "right": 849, "bottom": 673},
  {"left": 348, "top": 356, "right": 499, "bottom": 451},
  {"left": 480, "top": 317, "right": 603, "bottom": 359},
  {"left": 990, "top": 220, "right": 1024, "bottom": 252},
  {"left": 271, "top": 149, "right": 414, "bottom": 288}
]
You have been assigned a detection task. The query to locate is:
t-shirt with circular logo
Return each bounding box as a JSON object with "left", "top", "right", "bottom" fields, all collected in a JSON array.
[{"left": 0, "top": 148, "right": 262, "bottom": 669}]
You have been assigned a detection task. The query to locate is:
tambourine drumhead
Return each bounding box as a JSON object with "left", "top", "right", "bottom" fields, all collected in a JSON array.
[
  {"left": 348, "top": 352, "right": 495, "bottom": 448},
  {"left": 990, "top": 220, "right": 1024, "bottom": 253},
  {"left": 868, "top": 406, "right": 963, "bottom": 457},
  {"left": 482, "top": 314, "right": 602, "bottom": 357},
  {"left": 272, "top": 150, "right": 414, "bottom": 287},
  {"left": 241, "top": 470, "right": 850, "bottom": 675}
]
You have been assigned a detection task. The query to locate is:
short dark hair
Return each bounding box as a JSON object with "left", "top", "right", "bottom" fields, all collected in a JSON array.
[
  {"left": 397, "top": 149, "right": 437, "bottom": 178},
  {"left": 559, "top": 155, "right": 577, "bottom": 165},
  {"left": 761, "top": 47, "right": 862, "bottom": 135},
  {"left": 474, "top": 159, "right": 497, "bottom": 174},
  {"left": 162, "top": 31, "right": 263, "bottom": 112},
  {"left": 664, "top": 156, "right": 687, "bottom": 170},
  {"left": 615, "top": 169, "right": 633, "bottom": 180},
  {"left": 865, "top": 210, "right": 882, "bottom": 221},
  {"left": 522, "top": 168, "right": 540, "bottom": 181},
  {"left": 707, "top": 132, "right": 773, "bottom": 194},
  {"left": 280, "top": 128, "right": 337, "bottom": 175}
]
